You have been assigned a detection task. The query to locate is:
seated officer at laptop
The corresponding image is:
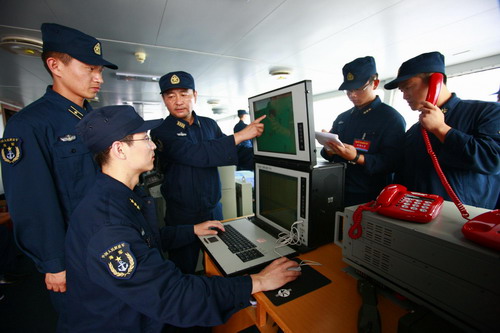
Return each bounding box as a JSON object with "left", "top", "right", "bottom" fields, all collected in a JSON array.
[{"left": 65, "top": 105, "right": 300, "bottom": 332}]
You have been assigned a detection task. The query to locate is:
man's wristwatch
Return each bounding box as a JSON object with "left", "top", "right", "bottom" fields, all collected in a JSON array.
[{"left": 347, "top": 152, "right": 360, "bottom": 165}]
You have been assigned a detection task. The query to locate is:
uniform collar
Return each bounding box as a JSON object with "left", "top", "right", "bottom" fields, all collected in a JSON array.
[
  {"left": 44, "top": 85, "right": 93, "bottom": 119},
  {"left": 352, "top": 95, "right": 381, "bottom": 115},
  {"left": 96, "top": 172, "right": 149, "bottom": 208},
  {"left": 167, "top": 110, "right": 200, "bottom": 128},
  {"left": 439, "top": 93, "right": 459, "bottom": 114}
]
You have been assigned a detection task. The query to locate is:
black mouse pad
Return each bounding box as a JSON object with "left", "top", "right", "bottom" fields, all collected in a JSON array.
[{"left": 262, "top": 262, "right": 332, "bottom": 306}]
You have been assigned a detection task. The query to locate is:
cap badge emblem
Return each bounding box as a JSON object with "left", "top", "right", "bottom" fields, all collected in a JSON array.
[
  {"left": 171, "top": 74, "right": 180, "bottom": 85},
  {"left": 347, "top": 73, "right": 354, "bottom": 81},
  {"left": 94, "top": 42, "right": 101, "bottom": 55}
]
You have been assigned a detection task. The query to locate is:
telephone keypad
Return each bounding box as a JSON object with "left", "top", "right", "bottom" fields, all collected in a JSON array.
[{"left": 399, "top": 195, "right": 432, "bottom": 212}]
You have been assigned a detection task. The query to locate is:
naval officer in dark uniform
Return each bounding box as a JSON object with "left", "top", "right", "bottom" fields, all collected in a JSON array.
[
  {"left": 233, "top": 109, "right": 254, "bottom": 171},
  {"left": 385, "top": 51, "right": 500, "bottom": 209},
  {"left": 151, "top": 71, "right": 265, "bottom": 274},
  {"left": 321, "top": 56, "right": 406, "bottom": 206},
  {"left": 65, "top": 105, "right": 299, "bottom": 332},
  {"left": 0, "top": 23, "right": 117, "bottom": 330}
]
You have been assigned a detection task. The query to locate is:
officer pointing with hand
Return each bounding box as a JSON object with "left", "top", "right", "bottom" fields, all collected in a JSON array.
[{"left": 151, "top": 71, "right": 265, "bottom": 274}]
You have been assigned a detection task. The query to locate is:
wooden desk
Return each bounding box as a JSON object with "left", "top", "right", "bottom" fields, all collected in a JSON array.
[{"left": 204, "top": 243, "right": 409, "bottom": 333}]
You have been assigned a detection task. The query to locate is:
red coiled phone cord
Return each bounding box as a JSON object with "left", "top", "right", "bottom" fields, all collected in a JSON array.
[
  {"left": 420, "top": 127, "right": 469, "bottom": 220},
  {"left": 421, "top": 72, "right": 469, "bottom": 220}
]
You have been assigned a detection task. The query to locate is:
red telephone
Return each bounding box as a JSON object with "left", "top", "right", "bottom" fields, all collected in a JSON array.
[
  {"left": 376, "top": 184, "right": 444, "bottom": 223},
  {"left": 462, "top": 210, "right": 500, "bottom": 251},
  {"left": 349, "top": 185, "right": 443, "bottom": 239}
]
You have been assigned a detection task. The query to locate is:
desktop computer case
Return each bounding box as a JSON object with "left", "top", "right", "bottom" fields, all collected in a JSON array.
[{"left": 305, "top": 162, "right": 345, "bottom": 248}]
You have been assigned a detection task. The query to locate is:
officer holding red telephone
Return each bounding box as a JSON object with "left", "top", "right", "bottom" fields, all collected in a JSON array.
[{"left": 385, "top": 51, "right": 500, "bottom": 210}]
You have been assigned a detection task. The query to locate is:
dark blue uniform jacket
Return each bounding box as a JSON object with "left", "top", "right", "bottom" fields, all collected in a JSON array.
[
  {"left": 233, "top": 120, "right": 252, "bottom": 148},
  {"left": 233, "top": 120, "right": 254, "bottom": 170},
  {"left": 321, "top": 96, "right": 406, "bottom": 205},
  {"left": 151, "top": 111, "right": 238, "bottom": 224},
  {"left": 0, "top": 86, "right": 96, "bottom": 273},
  {"left": 396, "top": 94, "right": 500, "bottom": 209},
  {"left": 65, "top": 173, "right": 252, "bottom": 332}
]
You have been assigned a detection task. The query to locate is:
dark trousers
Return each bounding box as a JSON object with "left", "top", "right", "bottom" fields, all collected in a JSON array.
[
  {"left": 0, "top": 225, "right": 16, "bottom": 275},
  {"left": 49, "top": 290, "right": 68, "bottom": 333},
  {"left": 168, "top": 241, "right": 202, "bottom": 274}
]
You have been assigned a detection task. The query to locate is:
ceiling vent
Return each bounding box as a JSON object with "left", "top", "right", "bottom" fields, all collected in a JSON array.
[{"left": 0, "top": 36, "right": 43, "bottom": 57}]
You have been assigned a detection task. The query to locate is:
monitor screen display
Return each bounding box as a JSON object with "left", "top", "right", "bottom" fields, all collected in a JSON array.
[
  {"left": 249, "top": 80, "right": 316, "bottom": 165},
  {"left": 255, "top": 163, "right": 309, "bottom": 241},
  {"left": 259, "top": 168, "right": 298, "bottom": 231},
  {"left": 252, "top": 91, "right": 296, "bottom": 155}
]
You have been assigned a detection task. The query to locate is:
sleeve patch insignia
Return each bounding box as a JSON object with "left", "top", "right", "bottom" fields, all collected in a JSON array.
[
  {"left": 0, "top": 138, "right": 22, "bottom": 165},
  {"left": 100, "top": 242, "right": 136, "bottom": 279}
]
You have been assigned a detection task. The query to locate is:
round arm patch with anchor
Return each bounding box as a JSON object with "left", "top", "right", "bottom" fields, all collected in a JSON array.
[{"left": 100, "top": 242, "right": 136, "bottom": 279}]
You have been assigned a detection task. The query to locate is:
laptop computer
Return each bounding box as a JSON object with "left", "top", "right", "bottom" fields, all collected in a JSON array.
[{"left": 198, "top": 217, "right": 297, "bottom": 277}]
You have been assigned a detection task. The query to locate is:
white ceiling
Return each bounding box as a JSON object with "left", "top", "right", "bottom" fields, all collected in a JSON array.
[{"left": 1, "top": 0, "right": 499, "bottom": 119}]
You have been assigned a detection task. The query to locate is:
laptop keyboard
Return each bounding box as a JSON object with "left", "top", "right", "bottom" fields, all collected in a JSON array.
[{"left": 218, "top": 225, "right": 264, "bottom": 262}]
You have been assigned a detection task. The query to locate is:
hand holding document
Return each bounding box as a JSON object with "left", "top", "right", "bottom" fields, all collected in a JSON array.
[{"left": 315, "top": 131, "right": 345, "bottom": 148}]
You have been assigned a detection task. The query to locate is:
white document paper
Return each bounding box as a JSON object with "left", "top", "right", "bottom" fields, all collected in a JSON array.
[{"left": 315, "top": 131, "right": 345, "bottom": 148}]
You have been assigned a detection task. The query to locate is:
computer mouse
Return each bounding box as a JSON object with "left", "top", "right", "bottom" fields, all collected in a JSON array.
[{"left": 287, "top": 266, "right": 302, "bottom": 272}]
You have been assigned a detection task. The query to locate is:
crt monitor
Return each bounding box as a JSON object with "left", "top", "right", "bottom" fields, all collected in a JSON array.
[{"left": 248, "top": 80, "right": 316, "bottom": 165}]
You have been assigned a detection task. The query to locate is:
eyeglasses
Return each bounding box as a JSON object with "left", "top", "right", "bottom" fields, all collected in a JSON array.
[
  {"left": 121, "top": 136, "right": 152, "bottom": 143},
  {"left": 345, "top": 81, "right": 372, "bottom": 95}
]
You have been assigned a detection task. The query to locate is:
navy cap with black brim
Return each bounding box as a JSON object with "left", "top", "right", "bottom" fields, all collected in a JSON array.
[
  {"left": 77, "top": 105, "right": 163, "bottom": 154},
  {"left": 41, "top": 23, "right": 118, "bottom": 70},
  {"left": 159, "top": 71, "right": 195, "bottom": 94},
  {"left": 384, "top": 51, "right": 445, "bottom": 90},
  {"left": 338, "top": 56, "right": 377, "bottom": 91}
]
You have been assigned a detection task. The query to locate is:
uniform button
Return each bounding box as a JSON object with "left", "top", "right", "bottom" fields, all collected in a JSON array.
[{"left": 71, "top": 148, "right": 76, "bottom": 153}]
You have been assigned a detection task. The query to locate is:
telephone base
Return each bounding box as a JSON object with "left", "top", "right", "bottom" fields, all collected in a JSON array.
[{"left": 462, "top": 209, "right": 500, "bottom": 251}]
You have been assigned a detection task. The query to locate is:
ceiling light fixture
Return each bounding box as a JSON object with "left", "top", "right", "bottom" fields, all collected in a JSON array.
[
  {"left": 207, "top": 99, "right": 221, "bottom": 106},
  {"left": 212, "top": 107, "right": 226, "bottom": 114},
  {"left": 134, "top": 51, "right": 147, "bottom": 63},
  {"left": 269, "top": 67, "right": 292, "bottom": 80},
  {"left": 123, "top": 100, "right": 161, "bottom": 105},
  {"left": 0, "top": 36, "right": 43, "bottom": 57},
  {"left": 115, "top": 72, "right": 160, "bottom": 82}
]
